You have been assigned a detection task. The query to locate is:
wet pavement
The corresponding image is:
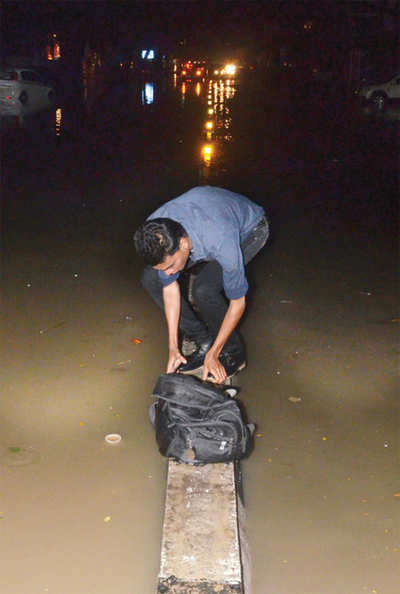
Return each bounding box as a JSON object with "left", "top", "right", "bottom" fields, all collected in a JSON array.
[{"left": 1, "top": 65, "right": 399, "bottom": 593}]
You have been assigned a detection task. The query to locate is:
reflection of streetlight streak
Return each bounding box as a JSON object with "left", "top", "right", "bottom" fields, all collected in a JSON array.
[
  {"left": 181, "top": 82, "right": 186, "bottom": 94},
  {"left": 195, "top": 82, "right": 201, "bottom": 96},
  {"left": 205, "top": 121, "right": 214, "bottom": 130},
  {"left": 202, "top": 144, "right": 213, "bottom": 164},
  {"left": 141, "top": 82, "right": 154, "bottom": 105},
  {"left": 55, "top": 108, "right": 62, "bottom": 136},
  {"left": 207, "top": 108, "right": 214, "bottom": 115}
]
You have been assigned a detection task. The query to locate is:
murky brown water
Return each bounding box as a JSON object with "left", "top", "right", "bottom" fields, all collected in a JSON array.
[{"left": 2, "top": 68, "right": 398, "bottom": 593}]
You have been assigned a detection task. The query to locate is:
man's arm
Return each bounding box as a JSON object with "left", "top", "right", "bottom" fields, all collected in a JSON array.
[
  {"left": 162, "top": 281, "right": 187, "bottom": 373},
  {"left": 203, "top": 296, "right": 246, "bottom": 383}
]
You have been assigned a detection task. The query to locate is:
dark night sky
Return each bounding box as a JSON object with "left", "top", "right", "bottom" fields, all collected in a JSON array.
[{"left": 3, "top": 1, "right": 398, "bottom": 59}]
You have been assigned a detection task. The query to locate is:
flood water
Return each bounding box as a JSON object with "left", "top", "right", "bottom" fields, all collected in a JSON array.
[{"left": 1, "top": 63, "right": 399, "bottom": 593}]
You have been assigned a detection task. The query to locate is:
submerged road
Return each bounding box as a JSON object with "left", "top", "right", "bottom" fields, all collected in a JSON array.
[{"left": 2, "top": 67, "right": 398, "bottom": 593}]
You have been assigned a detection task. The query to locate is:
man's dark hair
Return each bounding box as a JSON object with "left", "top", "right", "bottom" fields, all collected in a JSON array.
[{"left": 133, "top": 218, "right": 187, "bottom": 265}]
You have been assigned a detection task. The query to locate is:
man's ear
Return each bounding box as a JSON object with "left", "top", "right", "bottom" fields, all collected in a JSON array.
[{"left": 179, "top": 237, "right": 190, "bottom": 251}]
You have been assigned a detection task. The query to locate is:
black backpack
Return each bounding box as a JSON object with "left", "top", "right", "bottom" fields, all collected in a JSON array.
[{"left": 150, "top": 373, "right": 255, "bottom": 465}]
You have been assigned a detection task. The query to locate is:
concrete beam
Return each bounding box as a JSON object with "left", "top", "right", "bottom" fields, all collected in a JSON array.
[{"left": 157, "top": 460, "right": 245, "bottom": 593}]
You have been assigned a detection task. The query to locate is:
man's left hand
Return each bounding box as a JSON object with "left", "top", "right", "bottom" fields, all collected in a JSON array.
[{"left": 202, "top": 350, "right": 227, "bottom": 384}]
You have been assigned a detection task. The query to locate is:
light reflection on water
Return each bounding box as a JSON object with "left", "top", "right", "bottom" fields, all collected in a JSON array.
[
  {"left": 362, "top": 105, "right": 400, "bottom": 122},
  {"left": 199, "top": 78, "right": 237, "bottom": 173},
  {"left": 82, "top": 51, "right": 105, "bottom": 108},
  {"left": 47, "top": 60, "right": 239, "bottom": 163},
  {"left": 55, "top": 108, "right": 62, "bottom": 136},
  {"left": 141, "top": 82, "right": 154, "bottom": 105}
]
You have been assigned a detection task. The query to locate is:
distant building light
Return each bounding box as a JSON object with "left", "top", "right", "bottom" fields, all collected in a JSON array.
[
  {"left": 47, "top": 39, "right": 61, "bottom": 60},
  {"left": 54, "top": 42, "right": 60, "bottom": 59},
  {"left": 141, "top": 49, "right": 155, "bottom": 60}
]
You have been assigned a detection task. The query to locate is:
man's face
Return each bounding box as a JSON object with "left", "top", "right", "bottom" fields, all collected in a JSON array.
[{"left": 153, "top": 237, "right": 191, "bottom": 276}]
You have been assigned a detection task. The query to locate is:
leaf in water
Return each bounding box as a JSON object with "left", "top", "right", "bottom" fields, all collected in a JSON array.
[{"left": 8, "top": 446, "right": 21, "bottom": 453}]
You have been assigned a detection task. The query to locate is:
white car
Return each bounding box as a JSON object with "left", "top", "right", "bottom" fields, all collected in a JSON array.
[
  {"left": 359, "top": 73, "right": 400, "bottom": 110},
  {"left": 0, "top": 67, "right": 55, "bottom": 123}
]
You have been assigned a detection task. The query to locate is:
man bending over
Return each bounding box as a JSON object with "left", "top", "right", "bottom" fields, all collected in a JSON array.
[{"left": 134, "top": 186, "right": 269, "bottom": 384}]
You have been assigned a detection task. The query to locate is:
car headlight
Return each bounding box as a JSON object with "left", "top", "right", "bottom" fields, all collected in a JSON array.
[{"left": 224, "top": 64, "right": 236, "bottom": 75}]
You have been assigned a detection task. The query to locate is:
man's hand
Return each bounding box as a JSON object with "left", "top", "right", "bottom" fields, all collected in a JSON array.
[
  {"left": 202, "top": 349, "right": 227, "bottom": 384},
  {"left": 201, "top": 296, "right": 246, "bottom": 384},
  {"left": 167, "top": 347, "right": 187, "bottom": 374}
]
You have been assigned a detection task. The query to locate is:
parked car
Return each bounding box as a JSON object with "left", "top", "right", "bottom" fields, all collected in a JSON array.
[
  {"left": 0, "top": 67, "right": 55, "bottom": 124},
  {"left": 358, "top": 73, "right": 400, "bottom": 110}
]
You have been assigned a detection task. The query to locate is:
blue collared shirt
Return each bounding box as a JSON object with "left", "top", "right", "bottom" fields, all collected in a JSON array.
[{"left": 147, "top": 186, "right": 265, "bottom": 299}]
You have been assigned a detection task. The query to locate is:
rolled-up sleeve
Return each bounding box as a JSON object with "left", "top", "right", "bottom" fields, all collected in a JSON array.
[
  {"left": 217, "top": 236, "right": 248, "bottom": 300},
  {"left": 158, "top": 270, "right": 180, "bottom": 286}
]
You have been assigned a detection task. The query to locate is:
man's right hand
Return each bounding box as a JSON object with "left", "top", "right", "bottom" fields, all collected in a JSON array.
[{"left": 166, "top": 347, "right": 187, "bottom": 374}]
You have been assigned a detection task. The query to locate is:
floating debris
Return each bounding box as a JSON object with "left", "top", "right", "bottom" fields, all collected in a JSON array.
[
  {"left": 8, "top": 446, "right": 21, "bottom": 453},
  {"left": 288, "top": 396, "right": 302, "bottom": 403},
  {"left": 131, "top": 338, "right": 143, "bottom": 344},
  {"left": 105, "top": 433, "right": 122, "bottom": 445},
  {"left": 39, "top": 320, "right": 66, "bottom": 335},
  {"left": 113, "top": 314, "right": 135, "bottom": 324},
  {"left": 2, "top": 445, "right": 38, "bottom": 467},
  {"left": 111, "top": 360, "right": 132, "bottom": 372},
  {"left": 117, "top": 359, "right": 131, "bottom": 367}
]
